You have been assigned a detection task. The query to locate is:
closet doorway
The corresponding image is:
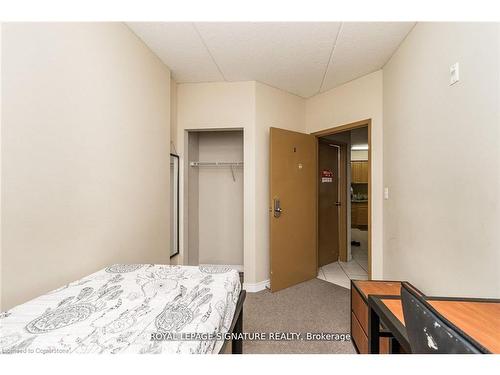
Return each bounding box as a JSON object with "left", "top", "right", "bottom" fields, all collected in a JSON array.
[{"left": 185, "top": 129, "right": 244, "bottom": 272}]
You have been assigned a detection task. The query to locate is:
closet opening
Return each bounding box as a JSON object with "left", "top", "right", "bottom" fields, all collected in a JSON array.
[{"left": 185, "top": 129, "right": 244, "bottom": 273}]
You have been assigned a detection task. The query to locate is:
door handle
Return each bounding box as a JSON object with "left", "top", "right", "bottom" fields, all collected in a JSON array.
[
  {"left": 273, "top": 198, "right": 283, "bottom": 218},
  {"left": 335, "top": 202, "right": 341, "bottom": 206}
]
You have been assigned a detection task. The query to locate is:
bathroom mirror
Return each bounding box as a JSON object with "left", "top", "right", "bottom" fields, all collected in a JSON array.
[{"left": 170, "top": 153, "right": 179, "bottom": 258}]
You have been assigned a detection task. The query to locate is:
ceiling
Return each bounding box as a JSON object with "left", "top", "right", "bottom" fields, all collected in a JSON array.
[
  {"left": 350, "top": 127, "right": 368, "bottom": 147},
  {"left": 128, "top": 22, "right": 415, "bottom": 98}
]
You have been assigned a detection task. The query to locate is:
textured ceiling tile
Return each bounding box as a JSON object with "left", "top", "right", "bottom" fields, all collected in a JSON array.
[
  {"left": 127, "top": 22, "right": 415, "bottom": 97},
  {"left": 321, "top": 22, "right": 415, "bottom": 92},
  {"left": 127, "top": 22, "right": 223, "bottom": 82},
  {"left": 195, "top": 22, "right": 341, "bottom": 97}
]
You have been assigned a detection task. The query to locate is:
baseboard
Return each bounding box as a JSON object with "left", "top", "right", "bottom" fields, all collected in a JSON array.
[{"left": 243, "top": 279, "right": 270, "bottom": 293}]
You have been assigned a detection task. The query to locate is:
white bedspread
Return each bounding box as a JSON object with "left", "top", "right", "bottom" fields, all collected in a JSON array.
[{"left": 0, "top": 264, "right": 241, "bottom": 354}]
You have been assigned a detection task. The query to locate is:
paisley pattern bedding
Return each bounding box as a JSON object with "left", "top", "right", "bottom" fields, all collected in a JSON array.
[{"left": 0, "top": 264, "right": 241, "bottom": 354}]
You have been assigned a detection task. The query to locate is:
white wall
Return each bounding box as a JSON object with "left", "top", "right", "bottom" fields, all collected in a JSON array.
[
  {"left": 306, "top": 71, "right": 384, "bottom": 278},
  {"left": 198, "top": 131, "right": 244, "bottom": 266},
  {"left": 383, "top": 23, "right": 500, "bottom": 297},
  {"left": 1, "top": 23, "right": 172, "bottom": 309}
]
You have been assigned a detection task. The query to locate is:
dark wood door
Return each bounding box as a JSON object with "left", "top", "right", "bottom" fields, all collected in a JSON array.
[{"left": 318, "top": 141, "right": 340, "bottom": 266}]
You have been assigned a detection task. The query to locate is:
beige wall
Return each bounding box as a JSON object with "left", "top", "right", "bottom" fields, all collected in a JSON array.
[
  {"left": 306, "top": 71, "right": 384, "bottom": 278},
  {"left": 169, "top": 79, "right": 180, "bottom": 265},
  {"left": 197, "top": 131, "right": 244, "bottom": 266},
  {"left": 0, "top": 23, "right": 3, "bottom": 311},
  {"left": 177, "top": 81, "right": 306, "bottom": 285},
  {"left": 177, "top": 79, "right": 382, "bottom": 285},
  {"left": 1, "top": 23, "right": 172, "bottom": 309},
  {"left": 351, "top": 150, "right": 368, "bottom": 161},
  {"left": 186, "top": 131, "right": 200, "bottom": 266},
  {"left": 170, "top": 78, "right": 178, "bottom": 154},
  {"left": 383, "top": 23, "right": 500, "bottom": 297},
  {"left": 254, "top": 82, "right": 306, "bottom": 282},
  {"left": 5, "top": 22, "right": 491, "bottom": 301},
  {"left": 176, "top": 82, "right": 257, "bottom": 281}
]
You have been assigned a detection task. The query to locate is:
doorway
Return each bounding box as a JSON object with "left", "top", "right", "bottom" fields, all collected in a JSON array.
[
  {"left": 268, "top": 120, "right": 371, "bottom": 292},
  {"left": 314, "top": 120, "right": 371, "bottom": 288},
  {"left": 318, "top": 139, "right": 348, "bottom": 266}
]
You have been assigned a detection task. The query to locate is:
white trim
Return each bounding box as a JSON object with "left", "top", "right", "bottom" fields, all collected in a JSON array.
[{"left": 243, "top": 279, "right": 270, "bottom": 293}]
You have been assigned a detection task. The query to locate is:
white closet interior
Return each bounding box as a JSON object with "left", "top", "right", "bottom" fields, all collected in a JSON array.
[{"left": 186, "top": 130, "right": 244, "bottom": 270}]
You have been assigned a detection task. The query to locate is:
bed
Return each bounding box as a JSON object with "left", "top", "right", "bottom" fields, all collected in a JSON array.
[{"left": 0, "top": 264, "right": 246, "bottom": 354}]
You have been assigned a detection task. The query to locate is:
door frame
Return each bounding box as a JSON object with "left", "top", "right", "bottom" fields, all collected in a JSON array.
[{"left": 312, "top": 119, "right": 372, "bottom": 279}]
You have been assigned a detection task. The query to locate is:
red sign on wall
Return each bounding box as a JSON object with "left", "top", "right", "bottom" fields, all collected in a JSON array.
[
  {"left": 321, "top": 169, "right": 333, "bottom": 178},
  {"left": 321, "top": 169, "right": 333, "bottom": 183}
]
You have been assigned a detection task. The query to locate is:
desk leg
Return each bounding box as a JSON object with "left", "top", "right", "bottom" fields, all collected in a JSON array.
[
  {"left": 368, "top": 306, "right": 380, "bottom": 354},
  {"left": 390, "top": 337, "right": 401, "bottom": 354}
]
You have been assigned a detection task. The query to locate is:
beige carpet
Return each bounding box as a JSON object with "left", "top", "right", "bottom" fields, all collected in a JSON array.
[{"left": 243, "top": 278, "right": 356, "bottom": 354}]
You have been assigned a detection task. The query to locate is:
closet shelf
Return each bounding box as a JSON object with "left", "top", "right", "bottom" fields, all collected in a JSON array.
[
  {"left": 190, "top": 161, "right": 243, "bottom": 182},
  {"left": 189, "top": 161, "right": 244, "bottom": 167}
]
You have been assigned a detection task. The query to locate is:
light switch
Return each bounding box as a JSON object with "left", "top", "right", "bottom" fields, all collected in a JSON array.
[
  {"left": 450, "top": 62, "right": 459, "bottom": 85},
  {"left": 384, "top": 187, "right": 389, "bottom": 200}
]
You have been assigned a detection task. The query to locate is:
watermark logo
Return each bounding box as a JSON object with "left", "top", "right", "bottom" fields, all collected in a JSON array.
[{"left": 150, "top": 332, "right": 351, "bottom": 342}]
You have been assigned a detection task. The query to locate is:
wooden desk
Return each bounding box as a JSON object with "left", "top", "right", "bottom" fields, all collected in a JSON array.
[
  {"left": 350, "top": 280, "right": 410, "bottom": 354},
  {"left": 368, "top": 296, "right": 410, "bottom": 354},
  {"left": 368, "top": 295, "right": 500, "bottom": 354},
  {"left": 427, "top": 297, "right": 500, "bottom": 353}
]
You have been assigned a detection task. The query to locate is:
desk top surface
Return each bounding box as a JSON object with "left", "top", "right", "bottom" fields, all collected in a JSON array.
[
  {"left": 377, "top": 297, "right": 500, "bottom": 354},
  {"left": 353, "top": 280, "right": 402, "bottom": 299}
]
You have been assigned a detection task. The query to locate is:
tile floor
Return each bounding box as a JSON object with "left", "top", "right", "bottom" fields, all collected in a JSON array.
[{"left": 317, "top": 228, "right": 368, "bottom": 288}]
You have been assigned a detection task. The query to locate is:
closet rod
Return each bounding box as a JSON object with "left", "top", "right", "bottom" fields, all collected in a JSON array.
[
  {"left": 189, "top": 161, "right": 244, "bottom": 167},
  {"left": 190, "top": 161, "right": 243, "bottom": 182}
]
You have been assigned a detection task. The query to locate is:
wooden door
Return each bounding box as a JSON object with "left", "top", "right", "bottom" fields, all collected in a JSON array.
[
  {"left": 318, "top": 141, "right": 340, "bottom": 266},
  {"left": 269, "top": 127, "right": 317, "bottom": 292}
]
